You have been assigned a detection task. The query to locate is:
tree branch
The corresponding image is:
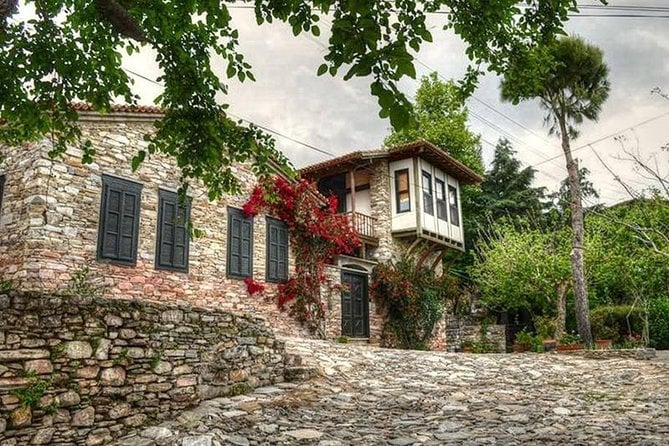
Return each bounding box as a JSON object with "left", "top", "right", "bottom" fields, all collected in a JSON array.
[{"left": 95, "top": 0, "right": 147, "bottom": 42}]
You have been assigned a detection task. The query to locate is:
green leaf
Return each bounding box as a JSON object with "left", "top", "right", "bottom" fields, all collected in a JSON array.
[
  {"left": 131, "top": 150, "right": 146, "bottom": 171},
  {"left": 317, "top": 63, "right": 328, "bottom": 76}
]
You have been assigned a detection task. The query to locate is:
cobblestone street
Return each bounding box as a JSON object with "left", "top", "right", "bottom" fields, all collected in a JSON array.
[{"left": 120, "top": 339, "right": 669, "bottom": 446}]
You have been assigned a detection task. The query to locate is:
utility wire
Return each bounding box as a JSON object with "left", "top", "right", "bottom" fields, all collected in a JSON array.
[
  {"left": 124, "top": 68, "right": 336, "bottom": 158},
  {"left": 531, "top": 110, "right": 669, "bottom": 168}
]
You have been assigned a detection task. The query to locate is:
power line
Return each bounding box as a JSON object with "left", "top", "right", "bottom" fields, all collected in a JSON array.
[
  {"left": 124, "top": 68, "right": 336, "bottom": 158},
  {"left": 413, "top": 58, "right": 566, "bottom": 172},
  {"left": 531, "top": 110, "right": 669, "bottom": 168}
]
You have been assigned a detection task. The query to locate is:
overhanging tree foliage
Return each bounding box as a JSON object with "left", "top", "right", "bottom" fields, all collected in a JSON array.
[
  {"left": 501, "top": 35, "right": 610, "bottom": 345},
  {"left": 1, "top": 0, "right": 597, "bottom": 197},
  {"left": 384, "top": 72, "right": 483, "bottom": 174}
]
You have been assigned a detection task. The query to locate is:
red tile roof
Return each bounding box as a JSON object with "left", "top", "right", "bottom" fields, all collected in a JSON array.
[
  {"left": 299, "top": 140, "right": 484, "bottom": 185},
  {"left": 71, "top": 102, "right": 164, "bottom": 114}
]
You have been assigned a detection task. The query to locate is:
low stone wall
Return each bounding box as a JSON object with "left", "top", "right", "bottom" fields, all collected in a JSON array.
[
  {"left": 0, "top": 293, "right": 286, "bottom": 445},
  {"left": 561, "top": 348, "right": 657, "bottom": 360},
  {"left": 445, "top": 316, "right": 506, "bottom": 353}
]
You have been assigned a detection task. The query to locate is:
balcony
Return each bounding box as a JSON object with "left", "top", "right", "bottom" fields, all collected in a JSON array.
[{"left": 345, "top": 212, "right": 378, "bottom": 241}]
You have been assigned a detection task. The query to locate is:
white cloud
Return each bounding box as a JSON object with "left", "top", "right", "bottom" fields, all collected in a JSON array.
[{"left": 101, "top": 7, "right": 669, "bottom": 203}]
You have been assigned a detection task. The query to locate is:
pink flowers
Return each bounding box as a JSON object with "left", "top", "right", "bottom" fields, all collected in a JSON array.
[{"left": 242, "top": 176, "right": 361, "bottom": 333}]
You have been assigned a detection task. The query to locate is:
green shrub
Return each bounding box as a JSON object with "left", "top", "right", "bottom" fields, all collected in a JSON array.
[
  {"left": 648, "top": 298, "right": 669, "bottom": 350},
  {"left": 371, "top": 254, "right": 459, "bottom": 350},
  {"left": 514, "top": 330, "right": 534, "bottom": 346},
  {"left": 559, "top": 331, "right": 582, "bottom": 345},
  {"left": 590, "top": 305, "right": 644, "bottom": 344},
  {"left": 335, "top": 336, "right": 349, "bottom": 344}
]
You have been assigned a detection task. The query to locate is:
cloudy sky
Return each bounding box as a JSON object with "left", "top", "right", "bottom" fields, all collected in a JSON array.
[{"left": 121, "top": 2, "right": 667, "bottom": 204}]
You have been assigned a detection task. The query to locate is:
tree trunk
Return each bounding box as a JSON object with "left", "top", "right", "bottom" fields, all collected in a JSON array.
[
  {"left": 554, "top": 279, "right": 569, "bottom": 341},
  {"left": 558, "top": 117, "right": 593, "bottom": 345}
]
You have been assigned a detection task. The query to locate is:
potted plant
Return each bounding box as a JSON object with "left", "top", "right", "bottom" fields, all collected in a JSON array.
[
  {"left": 513, "top": 330, "right": 534, "bottom": 353},
  {"left": 595, "top": 339, "right": 613, "bottom": 350},
  {"left": 557, "top": 332, "right": 584, "bottom": 352},
  {"left": 461, "top": 340, "right": 474, "bottom": 353},
  {"left": 542, "top": 338, "right": 557, "bottom": 352}
]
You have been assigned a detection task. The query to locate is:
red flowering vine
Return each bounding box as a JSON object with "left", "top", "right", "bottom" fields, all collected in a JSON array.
[
  {"left": 244, "top": 277, "right": 265, "bottom": 296},
  {"left": 243, "top": 176, "right": 361, "bottom": 336}
]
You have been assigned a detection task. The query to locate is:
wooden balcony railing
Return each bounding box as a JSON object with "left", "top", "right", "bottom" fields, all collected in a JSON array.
[{"left": 345, "top": 212, "right": 378, "bottom": 240}]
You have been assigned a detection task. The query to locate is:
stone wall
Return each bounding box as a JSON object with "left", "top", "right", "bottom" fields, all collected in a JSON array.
[
  {"left": 0, "top": 141, "right": 46, "bottom": 284},
  {"left": 0, "top": 292, "right": 286, "bottom": 445},
  {"left": 0, "top": 114, "right": 312, "bottom": 339},
  {"left": 445, "top": 316, "right": 507, "bottom": 353}
]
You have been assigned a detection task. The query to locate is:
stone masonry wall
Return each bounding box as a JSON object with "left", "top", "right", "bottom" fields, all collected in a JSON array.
[
  {"left": 0, "top": 115, "right": 312, "bottom": 339},
  {"left": 0, "top": 141, "right": 47, "bottom": 283},
  {"left": 445, "top": 316, "right": 506, "bottom": 353},
  {"left": 0, "top": 292, "right": 286, "bottom": 445}
]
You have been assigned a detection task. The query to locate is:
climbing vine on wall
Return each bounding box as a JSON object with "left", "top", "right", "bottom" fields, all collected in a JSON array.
[
  {"left": 371, "top": 254, "right": 459, "bottom": 350},
  {"left": 243, "top": 176, "right": 361, "bottom": 337}
]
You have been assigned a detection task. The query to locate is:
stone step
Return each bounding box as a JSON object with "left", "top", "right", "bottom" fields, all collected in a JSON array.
[
  {"left": 284, "top": 366, "right": 317, "bottom": 382},
  {"left": 283, "top": 352, "right": 303, "bottom": 367}
]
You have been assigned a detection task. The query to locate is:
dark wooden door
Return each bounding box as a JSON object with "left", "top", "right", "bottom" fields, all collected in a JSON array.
[{"left": 341, "top": 271, "right": 369, "bottom": 338}]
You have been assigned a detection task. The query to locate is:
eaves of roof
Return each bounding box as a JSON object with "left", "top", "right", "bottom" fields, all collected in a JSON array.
[{"left": 299, "top": 139, "right": 484, "bottom": 185}]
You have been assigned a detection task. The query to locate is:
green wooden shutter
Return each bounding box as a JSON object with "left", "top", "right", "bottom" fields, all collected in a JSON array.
[
  {"left": 118, "top": 189, "right": 140, "bottom": 261},
  {"left": 278, "top": 224, "right": 288, "bottom": 280},
  {"left": 240, "top": 219, "right": 252, "bottom": 276},
  {"left": 266, "top": 218, "right": 288, "bottom": 282},
  {"left": 228, "top": 207, "right": 253, "bottom": 277},
  {"left": 267, "top": 224, "right": 279, "bottom": 280},
  {"left": 98, "top": 175, "right": 142, "bottom": 265},
  {"left": 156, "top": 190, "right": 190, "bottom": 272},
  {"left": 172, "top": 203, "right": 189, "bottom": 270},
  {"left": 158, "top": 199, "right": 175, "bottom": 266}
]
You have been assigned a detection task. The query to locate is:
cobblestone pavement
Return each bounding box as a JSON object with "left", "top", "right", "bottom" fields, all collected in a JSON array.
[{"left": 119, "top": 338, "right": 669, "bottom": 446}]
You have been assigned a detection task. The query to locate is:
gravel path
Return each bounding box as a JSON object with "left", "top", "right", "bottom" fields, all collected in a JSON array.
[{"left": 118, "top": 338, "right": 669, "bottom": 445}]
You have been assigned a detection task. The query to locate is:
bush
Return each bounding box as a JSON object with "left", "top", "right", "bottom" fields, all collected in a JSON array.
[
  {"left": 648, "top": 298, "right": 669, "bottom": 350},
  {"left": 590, "top": 305, "right": 644, "bottom": 344},
  {"left": 514, "top": 329, "right": 534, "bottom": 346},
  {"left": 371, "top": 255, "right": 459, "bottom": 350}
]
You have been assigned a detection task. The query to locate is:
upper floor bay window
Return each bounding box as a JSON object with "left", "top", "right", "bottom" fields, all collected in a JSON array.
[
  {"left": 435, "top": 178, "right": 447, "bottom": 221},
  {"left": 449, "top": 184, "right": 460, "bottom": 227},
  {"left": 422, "top": 170, "right": 434, "bottom": 216},
  {"left": 395, "top": 169, "right": 411, "bottom": 213}
]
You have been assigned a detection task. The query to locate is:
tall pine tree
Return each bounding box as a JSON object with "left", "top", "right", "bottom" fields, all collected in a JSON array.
[{"left": 478, "top": 138, "right": 547, "bottom": 221}]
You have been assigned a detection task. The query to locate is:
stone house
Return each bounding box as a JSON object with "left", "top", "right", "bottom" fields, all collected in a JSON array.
[
  {"left": 300, "top": 141, "right": 483, "bottom": 346},
  {"left": 0, "top": 106, "right": 483, "bottom": 346}
]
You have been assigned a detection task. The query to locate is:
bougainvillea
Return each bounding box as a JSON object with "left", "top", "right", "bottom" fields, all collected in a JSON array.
[
  {"left": 371, "top": 254, "right": 459, "bottom": 350},
  {"left": 244, "top": 277, "right": 265, "bottom": 296},
  {"left": 243, "top": 176, "right": 361, "bottom": 337}
]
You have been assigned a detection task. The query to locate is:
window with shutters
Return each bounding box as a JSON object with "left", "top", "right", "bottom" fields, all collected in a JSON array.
[
  {"left": 394, "top": 169, "right": 411, "bottom": 213},
  {"left": 448, "top": 184, "right": 460, "bottom": 227},
  {"left": 227, "top": 207, "right": 253, "bottom": 278},
  {"left": 155, "top": 190, "right": 190, "bottom": 272},
  {"left": 435, "top": 178, "right": 448, "bottom": 221},
  {"left": 266, "top": 217, "right": 289, "bottom": 283},
  {"left": 422, "top": 170, "right": 434, "bottom": 216},
  {"left": 97, "top": 175, "right": 143, "bottom": 265}
]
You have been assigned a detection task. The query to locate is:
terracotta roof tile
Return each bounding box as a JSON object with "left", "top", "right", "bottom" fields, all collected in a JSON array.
[
  {"left": 71, "top": 102, "right": 164, "bottom": 114},
  {"left": 299, "top": 139, "right": 483, "bottom": 185}
]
